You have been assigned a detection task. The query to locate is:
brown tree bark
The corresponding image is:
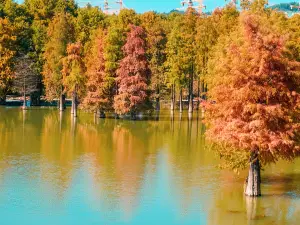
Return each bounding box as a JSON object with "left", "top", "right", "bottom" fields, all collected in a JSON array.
[{"left": 244, "top": 151, "right": 261, "bottom": 197}]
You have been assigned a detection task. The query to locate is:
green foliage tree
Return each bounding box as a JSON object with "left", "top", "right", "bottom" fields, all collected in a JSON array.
[
  {"left": 75, "top": 4, "right": 106, "bottom": 48},
  {"left": 141, "top": 11, "right": 167, "bottom": 111},
  {"left": 62, "top": 42, "right": 86, "bottom": 117},
  {"left": 42, "top": 13, "right": 74, "bottom": 110}
]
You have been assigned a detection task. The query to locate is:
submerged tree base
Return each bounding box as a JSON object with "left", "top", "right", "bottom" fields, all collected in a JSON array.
[{"left": 244, "top": 152, "right": 261, "bottom": 197}]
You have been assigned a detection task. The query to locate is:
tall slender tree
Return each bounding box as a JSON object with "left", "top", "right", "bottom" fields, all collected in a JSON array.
[
  {"left": 0, "top": 17, "right": 16, "bottom": 104},
  {"left": 181, "top": 8, "right": 197, "bottom": 113},
  {"left": 42, "top": 13, "right": 74, "bottom": 111},
  {"left": 82, "top": 28, "right": 113, "bottom": 118},
  {"left": 114, "top": 25, "right": 150, "bottom": 119},
  {"left": 13, "top": 54, "right": 39, "bottom": 109},
  {"left": 141, "top": 12, "right": 167, "bottom": 111},
  {"left": 165, "top": 13, "right": 187, "bottom": 112},
  {"left": 62, "top": 42, "right": 86, "bottom": 117}
]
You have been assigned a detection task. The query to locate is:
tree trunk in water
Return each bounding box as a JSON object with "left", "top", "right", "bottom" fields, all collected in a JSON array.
[
  {"left": 23, "top": 91, "right": 26, "bottom": 110},
  {"left": 244, "top": 151, "right": 261, "bottom": 197},
  {"left": 71, "top": 90, "right": 77, "bottom": 117},
  {"left": 59, "top": 94, "right": 65, "bottom": 111},
  {"left": 188, "top": 75, "right": 193, "bottom": 113},
  {"left": 0, "top": 95, "right": 6, "bottom": 105},
  {"left": 170, "top": 84, "right": 175, "bottom": 111},
  {"left": 131, "top": 111, "right": 136, "bottom": 120},
  {"left": 197, "top": 79, "right": 200, "bottom": 110},
  {"left": 179, "top": 88, "right": 183, "bottom": 113},
  {"left": 99, "top": 110, "right": 106, "bottom": 118},
  {"left": 30, "top": 92, "right": 41, "bottom": 106},
  {"left": 155, "top": 87, "right": 160, "bottom": 111}
]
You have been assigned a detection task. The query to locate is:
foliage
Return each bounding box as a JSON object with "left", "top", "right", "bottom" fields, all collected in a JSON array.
[
  {"left": 75, "top": 5, "right": 106, "bottom": 48},
  {"left": 114, "top": 25, "right": 150, "bottom": 115},
  {"left": 42, "top": 13, "right": 75, "bottom": 100},
  {"left": 0, "top": 17, "right": 16, "bottom": 99},
  {"left": 140, "top": 11, "right": 167, "bottom": 99},
  {"left": 82, "top": 28, "right": 113, "bottom": 112},
  {"left": 13, "top": 54, "right": 39, "bottom": 96},
  {"left": 205, "top": 12, "right": 300, "bottom": 170},
  {"left": 62, "top": 42, "right": 86, "bottom": 98}
]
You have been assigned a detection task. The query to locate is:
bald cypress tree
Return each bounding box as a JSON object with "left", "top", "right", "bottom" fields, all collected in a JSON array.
[
  {"left": 42, "top": 13, "right": 74, "bottom": 111},
  {"left": 114, "top": 25, "right": 150, "bottom": 119},
  {"left": 205, "top": 12, "right": 300, "bottom": 197}
]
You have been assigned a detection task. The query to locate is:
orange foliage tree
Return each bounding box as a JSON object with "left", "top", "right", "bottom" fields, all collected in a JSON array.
[
  {"left": 114, "top": 25, "right": 151, "bottom": 119},
  {"left": 0, "top": 18, "right": 16, "bottom": 104},
  {"left": 82, "top": 28, "right": 113, "bottom": 118},
  {"left": 205, "top": 13, "right": 300, "bottom": 197}
]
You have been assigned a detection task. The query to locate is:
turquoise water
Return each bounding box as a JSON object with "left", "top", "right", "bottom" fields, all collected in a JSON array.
[{"left": 0, "top": 107, "right": 299, "bottom": 225}]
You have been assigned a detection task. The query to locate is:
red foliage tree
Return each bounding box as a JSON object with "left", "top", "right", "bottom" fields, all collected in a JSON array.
[
  {"left": 114, "top": 25, "right": 150, "bottom": 119},
  {"left": 205, "top": 13, "right": 300, "bottom": 196}
]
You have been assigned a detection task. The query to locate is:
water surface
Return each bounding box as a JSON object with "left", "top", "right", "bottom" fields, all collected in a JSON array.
[{"left": 0, "top": 107, "right": 299, "bottom": 225}]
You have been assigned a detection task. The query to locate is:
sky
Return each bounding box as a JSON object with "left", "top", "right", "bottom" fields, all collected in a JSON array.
[
  {"left": 81, "top": 0, "right": 295, "bottom": 13},
  {"left": 16, "top": 0, "right": 296, "bottom": 13}
]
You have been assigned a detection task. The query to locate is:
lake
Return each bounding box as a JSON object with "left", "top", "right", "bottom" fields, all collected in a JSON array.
[{"left": 0, "top": 107, "right": 299, "bottom": 225}]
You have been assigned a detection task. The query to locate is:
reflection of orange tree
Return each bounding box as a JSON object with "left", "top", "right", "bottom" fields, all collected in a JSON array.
[
  {"left": 0, "top": 109, "right": 45, "bottom": 185},
  {"left": 76, "top": 119, "right": 164, "bottom": 217},
  {"left": 40, "top": 110, "right": 75, "bottom": 199},
  {"left": 208, "top": 160, "right": 300, "bottom": 225},
  {"left": 166, "top": 115, "right": 211, "bottom": 215}
]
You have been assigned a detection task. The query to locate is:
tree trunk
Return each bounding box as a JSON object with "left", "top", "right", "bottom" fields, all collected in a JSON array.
[
  {"left": 170, "top": 83, "right": 175, "bottom": 111},
  {"left": 197, "top": 78, "right": 200, "bottom": 111},
  {"left": 179, "top": 88, "right": 183, "bottom": 113},
  {"left": 59, "top": 94, "right": 65, "bottom": 111},
  {"left": 23, "top": 91, "right": 26, "bottom": 110},
  {"left": 131, "top": 111, "right": 136, "bottom": 120},
  {"left": 30, "top": 92, "right": 41, "bottom": 106},
  {"left": 71, "top": 90, "right": 77, "bottom": 117},
  {"left": 155, "top": 87, "right": 160, "bottom": 111},
  {"left": 0, "top": 95, "right": 6, "bottom": 105},
  {"left": 188, "top": 75, "right": 193, "bottom": 113},
  {"left": 99, "top": 110, "right": 106, "bottom": 118},
  {"left": 244, "top": 151, "right": 261, "bottom": 197}
]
